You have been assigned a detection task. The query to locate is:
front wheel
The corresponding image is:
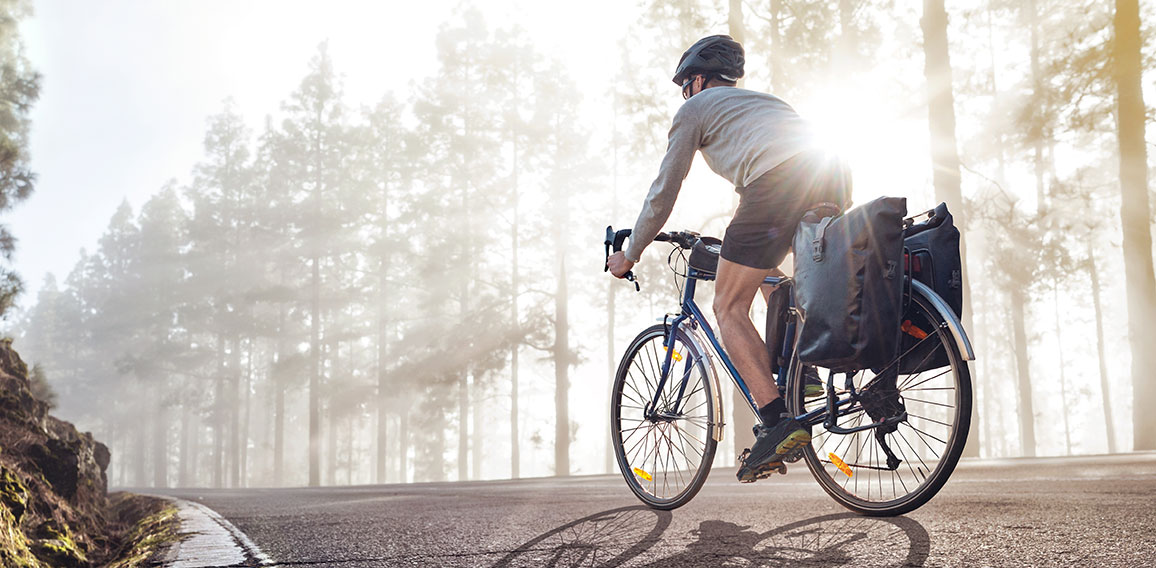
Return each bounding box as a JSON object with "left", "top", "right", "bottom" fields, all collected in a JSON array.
[
  {"left": 611, "top": 324, "right": 717, "bottom": 510},
  {"left": 787, "top": 292, "right": 972, "bottom": 516}
]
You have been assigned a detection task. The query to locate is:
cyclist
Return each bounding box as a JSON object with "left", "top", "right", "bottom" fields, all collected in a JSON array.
[{"left": 606, "top": 35, "right": 850, "bottom": 482}]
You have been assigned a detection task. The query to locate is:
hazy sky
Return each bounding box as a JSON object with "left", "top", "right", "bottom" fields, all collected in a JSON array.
[{"left": 7, "top": 0, "right": 636, "bottom": 305}]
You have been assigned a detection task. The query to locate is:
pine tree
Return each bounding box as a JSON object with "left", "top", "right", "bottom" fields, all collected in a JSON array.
[
  {"left": 0, "top": 0, "right": 40, "bottom": 314},
  {"left": 1112, "top": 0, "right": 1156, "bottom": 451},
  {"left": 273, "top": 42, "right": 354, "bottom": 485}
]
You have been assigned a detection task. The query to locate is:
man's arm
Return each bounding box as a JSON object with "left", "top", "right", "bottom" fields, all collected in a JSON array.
[{"left": 624, "top": 104, "right": 702, "bottom": 262}]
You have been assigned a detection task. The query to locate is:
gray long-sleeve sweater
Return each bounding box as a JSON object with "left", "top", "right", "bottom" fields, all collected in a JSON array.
[{"left": 625, "top": 86, "right": 817, "bottom": 262}]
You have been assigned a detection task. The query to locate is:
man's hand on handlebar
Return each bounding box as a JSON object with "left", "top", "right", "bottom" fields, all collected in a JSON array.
[{"left": 607, "top": 251, "right": 635, "bottom": 279}]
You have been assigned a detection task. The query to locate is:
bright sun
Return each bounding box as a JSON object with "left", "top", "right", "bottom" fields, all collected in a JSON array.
[{"left": 800, "top": 81, "right": 933, "bottom": 208}]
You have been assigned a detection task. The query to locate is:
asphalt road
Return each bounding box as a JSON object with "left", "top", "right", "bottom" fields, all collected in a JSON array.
[{"left": 155, "top": 453, "right": 1156, "bottom": 567}]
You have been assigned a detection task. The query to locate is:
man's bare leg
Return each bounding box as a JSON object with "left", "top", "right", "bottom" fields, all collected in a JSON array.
[
  {"left": 713, "top": 257, "right": 778, "bottom": 408},
  {"left": 758, "top": 266, "right": 786, "bottom": 304}
]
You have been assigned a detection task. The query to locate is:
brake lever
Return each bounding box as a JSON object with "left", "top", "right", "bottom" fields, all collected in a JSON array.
[{"left": 605, "top": 225, "right": 641, "bottom": 292}]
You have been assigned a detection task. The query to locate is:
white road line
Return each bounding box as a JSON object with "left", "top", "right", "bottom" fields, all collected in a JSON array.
[{"left": 159, "top": 497, "right": 278, "bottom": 567}]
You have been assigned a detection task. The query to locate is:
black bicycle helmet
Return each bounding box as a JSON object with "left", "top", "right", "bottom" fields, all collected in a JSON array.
[{"left": 672, "top": 35, "right": 745, "bottom": 86}]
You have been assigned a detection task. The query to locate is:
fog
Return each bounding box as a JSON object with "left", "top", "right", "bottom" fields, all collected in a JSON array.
[{"left": 3, "top": 0, "right": 1155, "bottom": 489}]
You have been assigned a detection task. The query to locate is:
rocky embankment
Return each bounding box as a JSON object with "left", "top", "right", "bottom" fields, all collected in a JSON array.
[{"left": 0, "top": 339, "right": 167, "bottom": 567}]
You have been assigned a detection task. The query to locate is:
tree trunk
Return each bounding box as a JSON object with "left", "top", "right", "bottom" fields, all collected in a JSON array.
[
  {"left": 1010, "top": 287, "right": 1036, "bottom": 457},
  {"left": 274, "top": 372, "right": 285, "bottom": 486},
  {"left": 510, "top": 130, "right": 522, "bottom": 480},
  {"left": 152, "top": 384, "right": 167, "bottom": 488},
  {"left": 921, "top": 0, "right": 978, "bottom": 458},
  {"left": 309, "top": 255, "right": 321, "bottom": 486},
  {"left": 769, "top": 0, "right": 781, "bottom": 91},
  {"left": 241, "top": 337, "right": 253, "bottom": 487},
  {"left": 555, "top": 257, "right": 571, "bottom": 476},
  {"left": 178, "top": 403, "right": 191, "bottom": 487},
  {"left": 980, "top": 291, "right": 994, "bottom": 457},
  {"left": 134, "top": 412, "right": 148, "bottom": 487},
  {"left": 188, "top": 415, "right": 199, "bottom": 487},
  {"left": 398, "top": 406, "right": 409, "bottom": 483},
  {"left": 458, "top": 373, "right": 470, "bottom": 481},
  {"left": 1088, "top": 242, "right": 1117, "bottom": 453},
  {"left": 327, "top": 405, "right": 338, "bottom": 486},
  {"left": 1052, "top": 282, "right": 1072, "bottom": 454},
  {"left": 229, "top": 335, "right": 242, "bottom": 488},
  {"left": 376, "top": 258, "right": 389, "bottom": 484},
  {"left": 214, "top": 334, "right": 225, "bottom": 488},
  {"left": 472, "top": 383, "right": 483, "bottom": 479},
  {"left": 836, "top": 0, "right": 854, "bottom": 74},
  {"left": 326, "top": 341, "right": 338, "bottom": 485},
  {"left": 1113, "top": 0, "right": 1156, "bottom": 451},
  {"left": 1029, "top": 0, "right": 1047, "bottom": 212}
]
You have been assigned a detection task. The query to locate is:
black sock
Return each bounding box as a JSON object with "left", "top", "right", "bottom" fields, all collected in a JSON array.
[{"left": 758, "top": 398, "right": 787, "bottom": 428}]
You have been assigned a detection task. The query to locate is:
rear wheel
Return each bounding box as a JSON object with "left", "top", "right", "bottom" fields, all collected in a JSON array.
[
  {"left": 787, "top": 292, "right": 971, "bottom": 516},
  {"left": 611, "top": 324, "right": 717, "bottom": 510}
]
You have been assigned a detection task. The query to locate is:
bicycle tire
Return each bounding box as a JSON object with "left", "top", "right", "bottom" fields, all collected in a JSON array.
[
  {"left": 786, "top": 291, "right": 972, "bottom": 516},
  {"left": 611, "top": 324, "right": 717, "bottom": 510}
]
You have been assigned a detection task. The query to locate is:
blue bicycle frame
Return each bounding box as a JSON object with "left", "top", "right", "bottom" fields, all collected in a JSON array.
[{"left": 645, "top": 267, "right": 861, "bottom": 430}]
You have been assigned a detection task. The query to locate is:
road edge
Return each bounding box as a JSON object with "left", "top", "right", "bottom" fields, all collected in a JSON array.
[{"left": 154, "top": 496, "right": 277, "bottom": 567}]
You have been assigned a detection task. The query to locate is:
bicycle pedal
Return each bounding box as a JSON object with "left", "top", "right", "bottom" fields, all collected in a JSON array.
[
  {"left": 754, "top": 463, "right": 787, "bottom": 480},
  {"left": 738, "top": 461, "right": 786, "bottom": 483},
  {"left": 737, "top": 448, "right": 751, "bottom": 466}
]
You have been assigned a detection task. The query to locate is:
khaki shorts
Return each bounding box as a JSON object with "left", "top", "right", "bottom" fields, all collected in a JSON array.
[{"left": 720, "top": 149, "right": 851, "bottom": 270}]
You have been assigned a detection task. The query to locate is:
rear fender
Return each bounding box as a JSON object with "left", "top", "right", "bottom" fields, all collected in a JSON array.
[{"left": 911, "top": 279, "right": 975, "bottom": 361}]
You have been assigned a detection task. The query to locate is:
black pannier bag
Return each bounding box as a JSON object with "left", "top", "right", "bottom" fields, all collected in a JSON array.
[
  {"left": 903, "top": 202, "right": 962, "bottom": 318},
  {"left": 897, "top": 202, "right": 963, "bottom": 373},
  {"left": 792, "top": 196, "right": 907, "bottom": 373}
]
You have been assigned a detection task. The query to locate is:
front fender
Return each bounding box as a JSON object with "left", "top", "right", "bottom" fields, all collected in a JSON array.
[{"left": 678, "top": 321, "right": 727, "bottom": 443}]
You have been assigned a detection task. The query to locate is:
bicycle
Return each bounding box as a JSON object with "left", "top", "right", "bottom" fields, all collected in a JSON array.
[{"left": 602, "top": 223, "right": 974, "bottom": 515}]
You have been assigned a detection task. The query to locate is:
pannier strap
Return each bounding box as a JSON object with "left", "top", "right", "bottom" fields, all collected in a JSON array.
[
  {"left": 806, "top": 202, "right": 841, "bottom": 263},
  {"left": 812, "top": 217, "right": 833, "bottom": 262}
]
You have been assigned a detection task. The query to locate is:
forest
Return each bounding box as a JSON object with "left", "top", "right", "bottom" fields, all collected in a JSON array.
[{"left": 4, "top": 0, "right": 1155, "bottom": 489}]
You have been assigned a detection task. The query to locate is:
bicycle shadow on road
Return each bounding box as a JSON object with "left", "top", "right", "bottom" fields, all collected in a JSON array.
[
  {"left": 639, "top": 512, "right": 931, "bottom": 567},
  {"left": 491, "top": 508, "right": 929, "bottom": 567},
  {"left": 490, "top": 506, "right": 672, "bottom": 567}
]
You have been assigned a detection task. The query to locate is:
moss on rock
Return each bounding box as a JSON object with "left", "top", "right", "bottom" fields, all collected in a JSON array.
[
  {"left": 0, "top": 466, "right": 29, "bottom": 523},
  {"left": 104, "top": 494, "right": 180, "bottom": 568}
]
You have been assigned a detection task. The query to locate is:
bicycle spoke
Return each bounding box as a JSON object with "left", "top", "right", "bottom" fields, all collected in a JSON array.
[
  {"left": 889, "top": 431, "right": 915, "bottom": 494},
  {"left": 670, "top": 424, "right": 698, "bottom": 474},
  {"left": 624, "top": 423, "right": 655, "bottom": 462},
  {"left": 901, "top": 421, "right": 947, "bottom": 453},
  {"left": 907, "top": 412, "right": 952, "bottom": 429},
  {"left": 657, "top": 426, "right": 689, "bottom": 492},
  {"left": 620, "top": 382, "right": 648, "bottom": 408},
  {"left": 680, "top": 398, "right": 709, "bottom": 416},
  {"left": 902, "top": 396, "right": 954, "bottom": 409},
  {"left": 895, "top": 427, "right": 932, "bottom": 480},
  {"left": 670, "top": 423, "right": 707, "bottom": 455},
  {"left": 899, "top": 368, "right": 951, "bottom": 392}
]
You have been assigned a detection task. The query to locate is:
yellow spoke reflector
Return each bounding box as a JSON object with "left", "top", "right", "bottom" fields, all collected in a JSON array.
[
  {"left": 829, "top": 453, "right": 854, "bottom": 478},
  {"left": 663, "top": 346, "right": 683, "bottom": 362},
  {"left": 633, "top": 467, "right": 653, "bottom": 481}
]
